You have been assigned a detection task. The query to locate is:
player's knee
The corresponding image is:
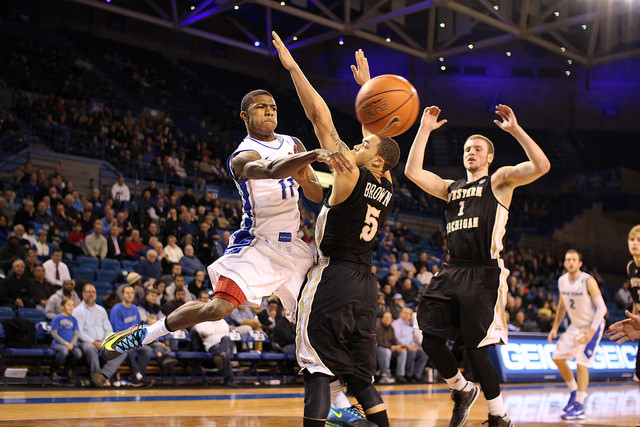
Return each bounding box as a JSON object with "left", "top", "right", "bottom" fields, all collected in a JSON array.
[
  {"left": 421, "top": 333, "right": 446, "bottom": 354},
  {"left": 349, "top": 383, "right": 384, "bottom": 412},
  {"left": 201, "top": 298, "right": 235, "bottom": 321},
  {"left": 466, "top": 345, "right": 489, "bottom": 363}
]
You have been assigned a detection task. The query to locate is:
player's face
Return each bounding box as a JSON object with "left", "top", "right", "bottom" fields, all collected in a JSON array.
[
  {"left": 463, "top": 138, "right": 493, "bottom": 173},
  {"left": 242, "top": 95, "right": 277, "bottom": 139},
  {"left": 354, "top": 135, "right": 381, "bottom": 168},
  {"left": 563, "top": 252, "right": 582, "bottom": 274},
  {"left": 628, "top": 233, "right": 640, "bottom": 257}
]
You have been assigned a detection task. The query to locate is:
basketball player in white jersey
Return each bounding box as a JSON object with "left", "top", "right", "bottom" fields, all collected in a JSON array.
[
  {"left": 547, "top": 249, "right": 607, "bottom": 421},
  {"left": 100, "top": 89, "right": 355, "bottom": 361}
]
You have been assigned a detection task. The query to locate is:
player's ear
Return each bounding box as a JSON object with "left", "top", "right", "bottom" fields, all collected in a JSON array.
[
  {"left": 373, "top": 155, "right": 384, "bottom": 169},
  {"left": 487, "top": 152, "right": 494, "bottom": 165},
  {"left": 240, "top": 111, "right": 249, "bottom": 122}
]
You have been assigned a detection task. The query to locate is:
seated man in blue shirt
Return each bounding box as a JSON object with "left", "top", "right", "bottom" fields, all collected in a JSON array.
[
  {"left": 110, "top": 285, "right": 154, "bottom": 386},
  {"left": 179, "top": 244, "right": 206, "bottom": 276}
]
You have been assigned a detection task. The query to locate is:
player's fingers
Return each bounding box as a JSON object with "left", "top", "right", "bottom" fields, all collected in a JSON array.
[{"left": 615, "top": 336, "right": 630, "bottom": 344}]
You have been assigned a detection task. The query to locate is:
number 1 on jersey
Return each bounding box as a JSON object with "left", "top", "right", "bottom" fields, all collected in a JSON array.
[
  {"left": 360, "top": 204, "right": 381, "bottom": 242},
  {"left": 458, "top": 201, "right": 465, "bottom": 216},
  {"left": 278, "top": 178, "right": 295, "bottom": 199}
]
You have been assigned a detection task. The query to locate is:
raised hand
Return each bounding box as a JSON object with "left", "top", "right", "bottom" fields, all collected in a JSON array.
[
  {"left": 419, "top": 106, "right": 448, "bottom": 131},
  {"left": 315, "top": 149, "right": 356, "bottom": 174},
  {"left": 606, "top": 310, "right": 640, "bottom": 343},
  {"left": 493, "top": 104, "right": 519, "bottom": 133},
  {"left": 272, "top": 31, "right": 297, "bottom": 71},
  {"left": 350, "top": 49, "right": 370, "bottom": 86}
]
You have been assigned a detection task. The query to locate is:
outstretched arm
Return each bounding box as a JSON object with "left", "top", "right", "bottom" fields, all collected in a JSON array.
[
  {"left": 291, "top": 138, "right": 323, "bottom": 203},
  {"left": 272, "top": 31, "right": 351, "bottom": 157},
  {"left": 404, "top": 106, "right": 450, "bottom": 201},
  {"left": 231, "top": 148, "right": 353, "bottom": 182},
  {"left": 492, "top": 105, "right": 551, "bottom": 189}
]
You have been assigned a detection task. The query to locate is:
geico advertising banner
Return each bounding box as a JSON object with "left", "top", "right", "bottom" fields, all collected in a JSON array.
[{"left": 488, "top": 333, "right": 638, "bottom": 382}]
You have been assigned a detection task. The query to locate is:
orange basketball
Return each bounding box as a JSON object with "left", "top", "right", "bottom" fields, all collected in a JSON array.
[{"left": 355, "top": 74, "right": 420, "bottom": 138}]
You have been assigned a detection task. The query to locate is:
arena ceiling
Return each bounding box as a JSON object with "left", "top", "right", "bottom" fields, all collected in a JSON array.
[{"left": 67, "top": 0, "right": 640, "bottom": 66}]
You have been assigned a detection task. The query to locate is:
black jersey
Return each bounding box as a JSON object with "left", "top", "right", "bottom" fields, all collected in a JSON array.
[
  {"left": 445, "top": 175, "right": 508, "bottom": 261},
  {"left": 316, "top": 167, "right": 393, "bottom": 265},
  {"left": 627, "top": 260, "right": 640, "bottom": 312}
]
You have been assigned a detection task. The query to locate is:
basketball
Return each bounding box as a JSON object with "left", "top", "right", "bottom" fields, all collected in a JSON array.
[{"left": 355, "top": 74, "right": 420, "bottom": 138}]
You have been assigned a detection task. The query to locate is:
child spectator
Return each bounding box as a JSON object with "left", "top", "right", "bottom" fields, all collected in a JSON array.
[{"left": 50, "top": 297, "right": 82, "bottom": 384}]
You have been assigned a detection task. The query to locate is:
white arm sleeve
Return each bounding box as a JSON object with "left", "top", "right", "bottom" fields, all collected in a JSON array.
[{"left": 590, "top": 295, "right": 607, "bottom": 331}]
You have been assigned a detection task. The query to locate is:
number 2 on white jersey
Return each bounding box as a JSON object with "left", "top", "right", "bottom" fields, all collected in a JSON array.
[{"left": 360, "top": 204, "right": 381, "bottom": 242}]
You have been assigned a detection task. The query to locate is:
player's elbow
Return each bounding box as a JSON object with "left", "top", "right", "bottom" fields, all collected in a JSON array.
[
  {"left": 538, "top": 158, "right": 551, "bottom": 176},
  {"left": 404, "top": 165, "right": 419, "bottom": 182}
]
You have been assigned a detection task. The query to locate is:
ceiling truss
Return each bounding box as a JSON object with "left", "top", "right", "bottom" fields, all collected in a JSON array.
[{"left": 67, "top": 0, "right": 640, "bottom": 66}]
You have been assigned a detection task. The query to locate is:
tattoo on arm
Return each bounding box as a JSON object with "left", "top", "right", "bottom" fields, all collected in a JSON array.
[{"left": 330, "top": 127, "right": 349, "bottom": 153}]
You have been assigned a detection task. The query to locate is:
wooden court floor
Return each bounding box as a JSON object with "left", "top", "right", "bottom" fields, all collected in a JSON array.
[{"left": 0, "top": 381, "right": 638, "bottom": 426}]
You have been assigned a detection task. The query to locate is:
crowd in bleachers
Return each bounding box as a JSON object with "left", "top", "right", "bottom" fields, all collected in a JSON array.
[{"left": 0, "top": 28, "right": 636, "bottom": 389}]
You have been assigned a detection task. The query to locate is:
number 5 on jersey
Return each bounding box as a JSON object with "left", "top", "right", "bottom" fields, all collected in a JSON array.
[{"left": 360, "top": 204, "right": 381, "bottom": 242}]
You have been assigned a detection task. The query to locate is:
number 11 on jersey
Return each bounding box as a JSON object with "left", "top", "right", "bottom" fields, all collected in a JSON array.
[{"left": 278, "top": 178, "right": 295, "bottom": 199}]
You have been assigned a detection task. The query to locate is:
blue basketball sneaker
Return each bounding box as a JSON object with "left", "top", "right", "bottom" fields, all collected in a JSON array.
[
  {"left": 326, "top": 404, "right": 378, "bottom": 426},
  {"left": 563, "top": 390, "right": 577, "bottom": 412},
  {"left": 561, "top": 402, "right": 585, "bottom": 420},
  {"left": 100, "top": 322, "right": 147, "bottom": 361}
]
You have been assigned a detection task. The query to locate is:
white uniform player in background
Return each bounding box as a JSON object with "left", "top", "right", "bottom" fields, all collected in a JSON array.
[
  {"left": 548, "top": 249, "right": 607, "bottom": 421},
  {"left": 100, "top": 89, "right": 355, "bottom": 363}
]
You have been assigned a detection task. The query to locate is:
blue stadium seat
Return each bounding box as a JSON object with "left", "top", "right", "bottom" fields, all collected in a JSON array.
[
  {"left": 121, "top": 259, "right": 139, "bottom": 272},
  {"left": 93, "top": 281, "right": 114, "bottom": 296},
  {"left": 96, "top": 268, "right": 119, "bottom": 283},
  {"left": 0, "top": 306, "right": 15, "bottom": 321},
  {"left": 76, "top": 256, "right": 99, "bottom": 270},
  {"left": 17, "top": 308, "right": 47, "bottom": 324},
  {"left": 100, "top": 258, "right": 121, "bottom": 271},
  {"left": 74, "top": 267, "right": 96, "bottom": 281}
]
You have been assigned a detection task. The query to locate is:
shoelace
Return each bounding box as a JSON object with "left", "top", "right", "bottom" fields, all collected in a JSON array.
[
  {"left": 344, "top": 406, "right": 364, "bottom": 419},
  {"left": 115, "top": 322, "right": 145, "bottom": 352}
]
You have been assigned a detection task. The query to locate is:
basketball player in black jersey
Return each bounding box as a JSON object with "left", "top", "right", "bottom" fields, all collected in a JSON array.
[
  {"left": 405, "top": 106, "right": 550, "bottom": 427},
  {"left": 273, "top": 32, "right": 399, "bottom": 427},
  {"left": 607, "top": 224, "right": 640, "bottom": 426}
]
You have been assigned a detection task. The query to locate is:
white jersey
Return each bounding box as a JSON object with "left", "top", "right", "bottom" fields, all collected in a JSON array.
[
  {"left": 558, "top": 271, "right": 597, "bottom": 329},
  {"left": 229, "top": 134, "right": 301, "bottom": 238}
]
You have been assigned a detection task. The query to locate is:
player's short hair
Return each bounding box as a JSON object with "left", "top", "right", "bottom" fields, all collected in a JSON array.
[
  {"left": 377, "top": 137, "right": 400, "bottom": 172},
  {"left": 240, "top": 89, "right": 274, "bottom": 112},
  {"left": 466, "top": 134, "right": 495, "bottom": 155},
  {"left": 628, "top": 224, "right": 640, "bottom": 240},
  {"left": 565, "top": 248, "right": 582, "bottom": 261}
]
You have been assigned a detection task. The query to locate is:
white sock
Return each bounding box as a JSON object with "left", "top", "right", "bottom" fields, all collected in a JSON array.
[
  {"left": 330, "top": 380, "right": 352, "bottom": 408},
  {"left": 576, "top": 391, "right": 587, "bottom": 404},
  {"left": 445, "top": 371, "right": 467, "bottom": 391},
  {"left": 135, "top": 372, "right": 143, "bottom": 380},
  {"left": 567, "top": 378, "right": 578, "bottom": 392},
  {"left": 141, "top": 318, "right": 170, "bottom": 344},
  {"left": 487, "top": 394, "right": 506, "bottom": 416}
]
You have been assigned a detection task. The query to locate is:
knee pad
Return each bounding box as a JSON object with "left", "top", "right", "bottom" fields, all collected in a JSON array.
[
  {"left": 421, "top": 333, "right": 446, "bottom": 354},
  {"left": 303, "top": 372, "right": 331, "bottom": 420},
  {"left": 347, "top": 382, "right": 383, "bottom": 412}
]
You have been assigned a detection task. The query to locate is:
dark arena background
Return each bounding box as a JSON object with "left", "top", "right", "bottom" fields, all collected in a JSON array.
[{"left": 0, "top": 0, "right": 639, "bottom": 425}]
